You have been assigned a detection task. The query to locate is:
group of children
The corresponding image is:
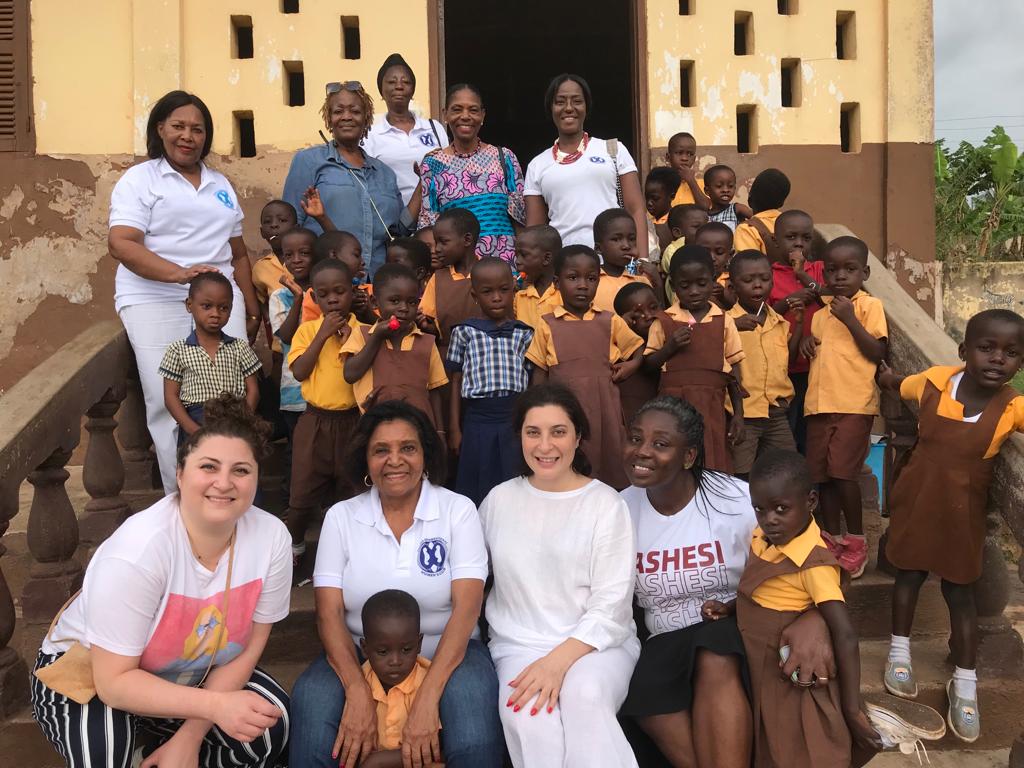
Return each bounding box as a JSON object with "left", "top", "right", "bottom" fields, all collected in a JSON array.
[{"left": 152, "top": 129, "right": 1024, "bottom": 765}]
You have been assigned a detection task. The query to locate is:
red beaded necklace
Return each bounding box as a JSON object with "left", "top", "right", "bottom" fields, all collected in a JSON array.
[{"left": 552, "top": 133, "right": 590, "bottom": 165}]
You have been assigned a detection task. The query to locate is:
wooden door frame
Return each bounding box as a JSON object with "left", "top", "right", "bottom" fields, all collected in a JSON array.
[{"left": 426, "top": 0, "right": 649, "bottom": 174}]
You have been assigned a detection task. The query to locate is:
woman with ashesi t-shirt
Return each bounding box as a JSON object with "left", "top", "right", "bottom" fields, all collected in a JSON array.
[
  {"left": 524, "top": 73, "right": 648, "bottom": 249},
  {"left": 32, "top": 397, "right": 292, "bottom": 767},
  {"left": 620, "top": 395, "right": 837, "bottom": 768}
]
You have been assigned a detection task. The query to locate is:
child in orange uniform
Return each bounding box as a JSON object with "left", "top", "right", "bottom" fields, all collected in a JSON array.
[
  {"left": 513, "top": 224, "right": 562, "bottom": 330},
  {"left": 878, "top": 309, "right": 1024, "bottom": 742},
  {"left": 592, "top": 208, "right": 662, "bottom": 313},
  {"left": 527, "top": 245, "right": 644, "bottom": 489}
]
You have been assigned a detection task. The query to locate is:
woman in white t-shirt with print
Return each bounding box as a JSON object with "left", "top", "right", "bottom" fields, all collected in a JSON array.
[
  {"left": 524, "top": 73, "right": 649, "bottom": 250},
  {"left": 32, "top": 396, "right": 292, "bottom": 767},
  {"left": 289, "top": 401, "right": 503, "bottom": 768},
  {"left": 109, "top": 90, "right": 261, "bottom": 494},
  {"left": 480, "top": 384, "right": 640, "bottom": 768},
  {"left": 619, "top": 395, "right": 837, "bottom": 768}
]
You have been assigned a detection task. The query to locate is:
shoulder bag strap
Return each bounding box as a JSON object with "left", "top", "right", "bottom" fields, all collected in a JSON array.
[
  {"left": 606, "top": 139, "right": 624, "bottom": 207},
  {"left": 429, "top": 119, "right": 445, "bottom": 149},
  {"left": 196, "top": 530, "right": 235, "bottom": 688}
]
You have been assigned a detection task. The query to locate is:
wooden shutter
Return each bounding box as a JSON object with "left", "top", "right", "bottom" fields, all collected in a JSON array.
[{"left": 0, "top": 0, "right": 32, "bottom": 152}]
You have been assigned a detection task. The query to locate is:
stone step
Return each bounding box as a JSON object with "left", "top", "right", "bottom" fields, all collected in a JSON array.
[{"left": 846, "top": 567, "right": 951, "bottom": 640}]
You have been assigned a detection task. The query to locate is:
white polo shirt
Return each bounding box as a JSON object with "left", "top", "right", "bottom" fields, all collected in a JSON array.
[
  {"left": 313, "top": 480, "right": 488, "bottom": 659},
  {"left": 524, "top": 137, "right": 638, "bottom": 249},
  {"left": 362, "top": 114, "right": 449, "bottom": 205},
  {"left": 110, "top": 158, "right": 245, "bottom": 312}
]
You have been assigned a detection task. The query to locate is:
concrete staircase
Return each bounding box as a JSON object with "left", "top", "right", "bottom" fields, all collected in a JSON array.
[{"left": 1, "top": 464, "right": 1021, "bottom": 767}]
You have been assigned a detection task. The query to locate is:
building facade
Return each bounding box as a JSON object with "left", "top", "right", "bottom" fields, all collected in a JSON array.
[{"left": 0, "top": 0, "right": 934, "bottom": 390}]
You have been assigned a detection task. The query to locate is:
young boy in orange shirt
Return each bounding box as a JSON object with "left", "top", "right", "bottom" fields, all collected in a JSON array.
[
  {"left": 592, "top": 208, "right": 662, "bottom": 313},
  {"left": 800, "top": 236, "right": 887, "bottom": 579},
  {"left": 513, "top": 224, "right": 562, "bottom": 330},
  {"left": 733, "top": 168, "right": 791, "bottom": 254}
]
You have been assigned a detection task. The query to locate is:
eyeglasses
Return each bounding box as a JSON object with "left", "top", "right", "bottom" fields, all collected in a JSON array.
[{"left": 326, "top": 81, "right": 363, "bottom": 95}]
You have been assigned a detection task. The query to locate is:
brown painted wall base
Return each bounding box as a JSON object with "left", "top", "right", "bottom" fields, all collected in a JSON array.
[{"left": 647, "top": 141, "right": 936, "bottom": 314}]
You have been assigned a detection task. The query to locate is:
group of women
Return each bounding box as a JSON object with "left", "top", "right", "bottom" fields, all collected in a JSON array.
[{"left": 32, "top": 53, "right": 837, "bottom": 768}]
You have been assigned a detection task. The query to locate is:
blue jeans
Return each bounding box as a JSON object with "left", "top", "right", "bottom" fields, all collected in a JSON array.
[{"left": 289, "top": 639, "right": 504, "bottom": 767}]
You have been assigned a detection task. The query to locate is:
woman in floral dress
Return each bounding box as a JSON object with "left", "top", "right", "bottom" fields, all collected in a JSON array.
[{"left": 418, "top": 83, "right": 525, "bottom": 264}]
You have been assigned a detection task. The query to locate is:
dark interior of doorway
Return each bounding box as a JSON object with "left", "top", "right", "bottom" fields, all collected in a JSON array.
[{"left": 442, "top": 0, "right": 636, "bottom": 171}]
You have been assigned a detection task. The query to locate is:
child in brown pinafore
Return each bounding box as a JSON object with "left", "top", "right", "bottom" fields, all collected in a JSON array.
[
  {"left": 526, "top": 245, "right": 644, "bottom": 489},
  {"left": 644, "top": 244, "right": 746, "bottom": 473},
  {"left": 705, "top": 450, "right": 944, "bottom": 767},
  {"left": 613, "top": 281, "right": 661, "bottom": 426},
  {"left": 877, "top": 309, "right": 1024, "bottom": 743},
  {"left": 341, "top": 263, "right": 448, "bottom": 434}
]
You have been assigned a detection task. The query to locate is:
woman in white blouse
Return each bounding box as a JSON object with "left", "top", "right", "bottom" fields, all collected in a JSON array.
[
  {"left": 108, "top": 91, "right": 260, "bottom": 493},
  {"left": 480, "top": 384, "right": 640, "bottom": 768}
]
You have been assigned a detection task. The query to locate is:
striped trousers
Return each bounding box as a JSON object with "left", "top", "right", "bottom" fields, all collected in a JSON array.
[{"left": 31, "top": 651, "right": 290, "bottom": 767}]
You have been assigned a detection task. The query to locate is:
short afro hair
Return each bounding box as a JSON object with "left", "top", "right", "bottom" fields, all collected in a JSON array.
[
  {"left": 554, "top": 244, "right": 601, "bottom": 275},
  {"left": 314, "top": 230, "right": 362, "bottom": 262},
  {"left": 613, "top": 281, "right": 658, "bottom": 315},
  {"left": 964, "top": 309, "right": 1024, "bottom": 344},
  {"left": 387, "top": 237, "right": 432, "bottom": 274},
  {"left": 702, "top": 164, "right": 736, "bottom": 186},
  {"left": 372, "top": 262, "right": 419, "bottom": 293},
  {"left": 729, "top": 249, "right": 771, "bottom": 278},
  {"left": 593, "top": 207, "right": 634, "bottom": 243},
  {"left": 646, "top": 166, "right": 682, "bottom": 197},
  {"left": 518, "top": 224, "right": 562, "bottom": 254},
  {"left": 436, "top": 207, "right": 481, "bottom": 243},
  {"left": 750, "top": 449, "right": 813, "bottom": 496},
  {"left": 188, "top": 271, "right": 233, "bottom": 298},
  {"left": 748, "top": 168, "right": 791, "bottom": 211},
  {"left": 824, "top": 235, "right": 869, "bottom": 266},
  {"left": 668, "top": 244, "right": 715, "bottom": 280},
  {"left": 667, "top": 204, "right": 708, "bottom": 233},
  {"left": 361, "top": 589, "right": 421, "bottom": 634},
  {"left": 309, "top": 257, "right": 352, "bottom": 284}
]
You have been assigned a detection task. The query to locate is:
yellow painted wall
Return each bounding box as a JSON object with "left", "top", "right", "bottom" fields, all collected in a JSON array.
[
  {"left": 643, "top": 0, "right": 932, "bottom": 148},
  {"left": 31, "top": 0, "right": 932, "bottom": 155}
]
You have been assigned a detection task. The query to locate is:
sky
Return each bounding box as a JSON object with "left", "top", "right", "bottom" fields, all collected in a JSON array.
[{"left": 934, "top": 0, "right": 1024, "bottom": 150}]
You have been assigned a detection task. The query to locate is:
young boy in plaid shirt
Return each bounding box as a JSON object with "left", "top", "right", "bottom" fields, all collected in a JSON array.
[
  {"left": 160, "top": 273, "right": 262, "bottom": 446},
  {"left": 448, "top": 257, "right": 534, "bottom": 505}
]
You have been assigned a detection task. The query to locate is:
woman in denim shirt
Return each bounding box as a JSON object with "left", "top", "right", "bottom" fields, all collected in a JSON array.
[{"left": 283, "top": 82, "right": 421, "bottom": 276}]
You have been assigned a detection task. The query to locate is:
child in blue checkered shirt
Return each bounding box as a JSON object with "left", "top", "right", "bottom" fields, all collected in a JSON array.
[
  {"left": 447, "top": 257, "right": 534, "bottom": 505},
  {"left": 160, "top": 273, "right": 261, "bottom": 446}
]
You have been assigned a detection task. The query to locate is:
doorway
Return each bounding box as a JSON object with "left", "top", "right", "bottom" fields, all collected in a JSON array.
[{"left": 440, "top": 0, "right": 642, "bottom": 172}]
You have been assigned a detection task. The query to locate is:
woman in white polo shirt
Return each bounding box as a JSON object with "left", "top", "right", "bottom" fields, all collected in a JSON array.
[
  {"left": 362, "top": 53, "right": 448, "bottom": 205},
  {"left": 524, "top": 73, "right": 649, "bottom": 249},
  {"left": 619, "top": 395, "right": 837, "bottom": 768},
  {"left": 481, "top": 384, "right": 640, "bottom": 768},
  {"left": 289, "top": 401, "right": 503, "bottom": 768},
  {"left": 109, "top": 90, "right": 260, "bottom": 494}
]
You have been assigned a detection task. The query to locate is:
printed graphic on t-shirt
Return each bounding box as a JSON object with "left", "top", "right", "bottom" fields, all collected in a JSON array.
[
  {"left": 139, "top": 579, "right": 262, "bottom": 685},
  {"left": 635, "top": 541, "right": 732, "bottom": 632}
]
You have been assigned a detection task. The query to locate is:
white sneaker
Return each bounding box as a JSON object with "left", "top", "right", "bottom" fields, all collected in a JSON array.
[{"left": 866, "top": 693, "right": 946, "bottom": 764}]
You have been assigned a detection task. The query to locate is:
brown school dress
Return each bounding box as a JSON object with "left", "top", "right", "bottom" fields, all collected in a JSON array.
[
  {"left": 544, "top": 311, "right": 629, "bottom": 489},
  {"left": 617, "top": 364, "right": 660, "bottom": 427},
  {"left": 361, "top": 326, "right": 438, "bottom": 429},
  {"left": 737, "top": 546, "right": 852, "bottom": 768},
  {"left": 434, "top": 268, "right": 482, "bottom": 360},
  {"left": 657, "top": 312, "right": 733, "bottom": 473},
  {"left": 885, "top": 379, "right": 1018, "bottom": 584}
]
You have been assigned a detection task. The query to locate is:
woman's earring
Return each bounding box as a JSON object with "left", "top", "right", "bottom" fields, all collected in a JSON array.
[
  {"left": 364, "top": 475, "right": 372, "bottom": 487},
  {"left": 423, "top": 470, "right": 429, "bottom": 481},
  {"left": 684, "top": 462, "right": 694, "bottom": 470}
]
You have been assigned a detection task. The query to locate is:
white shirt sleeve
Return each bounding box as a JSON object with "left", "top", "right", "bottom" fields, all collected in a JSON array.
[
  {"left": 613, "top": 142, "right": 638, "bottom": 177},
  {"left": 82, "top": 556, "right": 166, "bottom": 656},
  {"left": 253, "top": 519, "right": 294, "bottom": 623},
  {"left": 223, "top": 176, "right": 245, "bottom": 238},
  {"left": 268, "top": 289, "right": 289, "bottom": 335},
  {"left": 571, "top": 495, "right": 637, "bottom": 652},
  {"left": 312, "top": 503, "right": 350, "bottom": 589},
  {"left": 447, "top": 495, "right": 489, "bottom": 582},
  {"left": 523, "top": 156, "right": 543, "bottom": 197},
  {"left": 109, "top": 165, "right": 156, "bottom": 231}
]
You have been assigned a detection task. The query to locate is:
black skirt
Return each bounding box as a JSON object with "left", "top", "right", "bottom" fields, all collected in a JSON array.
[{"left": 620, "top": 615, "right": 749, "bottom": 717}]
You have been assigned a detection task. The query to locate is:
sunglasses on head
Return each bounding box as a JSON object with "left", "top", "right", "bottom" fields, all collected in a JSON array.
[{"left": 326, "top": 81, "right": 363, "bottom": 95}]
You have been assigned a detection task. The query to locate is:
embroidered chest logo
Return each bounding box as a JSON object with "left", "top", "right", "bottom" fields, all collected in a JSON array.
[
  {"left": 589, "top": 156, "right": 607, "bottom": 164},
  {"left": 418, "top": 538, "right": 448, "bottom": 576},
  {"left": 419, "top": 134, "right": 435, "bottom": 147},
  {"left": 215, "top": 190, "right": 236, "bottom": 210}
]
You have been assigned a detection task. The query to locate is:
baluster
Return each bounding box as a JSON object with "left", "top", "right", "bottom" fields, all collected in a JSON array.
[
  {"left": 974, "top": 500, "right": 1024, "bottom": 675},
  {"left": 21, "top": 446, "right": 83, "bottom": 624},
  {"left": 0, "top": 479, "right": 29, "bottom": 716},
  {"left": 119, "top": 363, "right": 157, "bottom": 491},
  {"left": 80, "top": 386, "right": 132, "bottom": 550}
]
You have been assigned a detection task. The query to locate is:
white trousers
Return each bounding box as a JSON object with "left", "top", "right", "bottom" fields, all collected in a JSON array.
[
  {"left": 493, "top": 641, "right": 640, "bottom": 768},
  {"left": 119, "top": 297, "right": 245, "bottom": 493}
]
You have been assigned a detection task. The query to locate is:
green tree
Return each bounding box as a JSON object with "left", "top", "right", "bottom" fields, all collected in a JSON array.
[{"left": 935, "top": 126, "right": 1024, "bottom": 269}]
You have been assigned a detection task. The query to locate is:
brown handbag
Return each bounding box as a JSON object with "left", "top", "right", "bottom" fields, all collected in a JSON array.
[{"left": 35, "top": 532, "right": 235, "bottom": 705}]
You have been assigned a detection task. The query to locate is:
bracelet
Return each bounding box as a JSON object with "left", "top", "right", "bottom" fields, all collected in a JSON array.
[
  {"left": 806, "top": 281, "right": 819, "bottom": 293},
  {"left": 247, "top": 314, "right": 259, "bottom": 321}
]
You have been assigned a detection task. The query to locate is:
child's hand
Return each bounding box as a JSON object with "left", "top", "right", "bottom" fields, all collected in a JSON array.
[
  {"left": 611, "top": 357, "right": 642, "bottom": 382},
  {"left": 799, "top": 335, "right": 820, "bottom": 360},
  {"left": 361, "top": 387, "right": 383, "bottom": 411},
  {"left": 788, "top": 250, "right": 806, "bottom": 272},
  {"left": 845, "top": 706, "right": 883, "bottom": 753},
  {"left": 319, "top": 310, "right": 349, "bottom": 340},
  {"left": 300, "top": 186, "right": 326, "bottom": 219},
  {"left": 727, "top": 415, "right": 745, "bottom": 446},
  {"left": 351, "top": 286, "right": 370, "bottom": 313},
  {"left": 640, "top": 261, "right": 660, "bottom": 282},
  {"left": 416, "top": 312, "right": 438, "bottom": 335},
  {"left": 279, "top": 274, "right": 303, "bottom": 298},
  {"left": 701, "top": 600, "right": 733, "bottom": 621},
  {"left": 876, "top": 361, "right": 900, "bottom": 391},
  {"left": 734, "top": 313, "right": 759, "bottom": 332},
  {"left": 669, "top": 324, "right": 693, "bottom": 350},
  {"left": 790, "top": 299, "right": 805, "bottom": 323},
  {"left": 829, "top": 294, "right": 856, "bottom": 324},
  {"left": 710, "top": 281, "right": 726, "bottom": 306},
  {"left": 449, "top": 426, "right": 462, "bottom": 455},
  {"left": 372, "top": 316, "right": 407, "bottom": 339}
]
